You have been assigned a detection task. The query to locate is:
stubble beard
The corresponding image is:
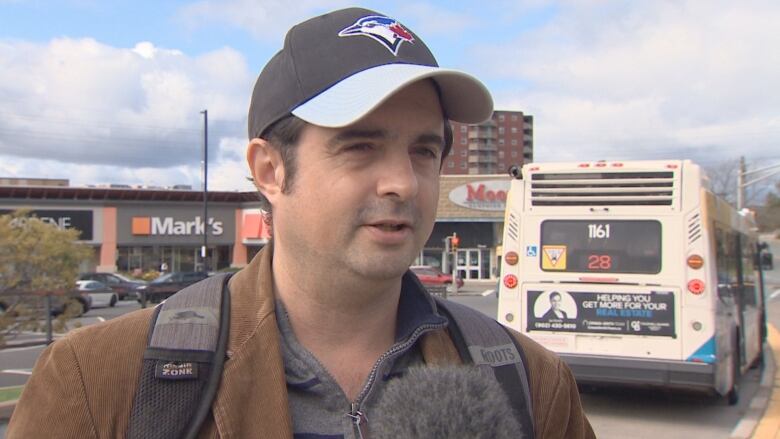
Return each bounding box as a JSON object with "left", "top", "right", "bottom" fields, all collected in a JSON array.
[{"left": 341, "top": 199, "right": 432, "bottom": 281}]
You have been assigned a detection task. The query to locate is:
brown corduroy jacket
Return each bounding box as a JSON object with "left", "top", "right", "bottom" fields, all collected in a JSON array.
[{"left": 8, "top": 246, "right": 596, "bottom": 439}]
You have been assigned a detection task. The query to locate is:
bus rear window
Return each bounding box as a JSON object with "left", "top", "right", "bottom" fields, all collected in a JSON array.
[{"left": 540, "top": 220, "right": 661, "bottom": 274}]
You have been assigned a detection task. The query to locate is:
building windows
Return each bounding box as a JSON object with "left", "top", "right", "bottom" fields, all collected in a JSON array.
[
  {"left": 461, "top": 150, "right": 468, "bottom": 157},
  {"left": 460, "top": 162, "right": 467, "bottom": 169},
  {"left": 498, "top": 127, "right": 505, "bottom": 134},
  {"left": 461, "top": 138, "right": 467, "bottom": 145},
  {"left": 511, "top": 139, "right": 518, "bottom": 146},
  {"left": 511, "top": 115, "right": 518, "bottom": 121},
  {"left": 460, "top": 125, "right": 467, "bottom": 133},
  {"left": 498, "top": 139, "right": 505, "bottom": 145},
  {"left": 511, "top": 127, "right": 518, "bottom": 133},
  {"left": 498, "top": 150, "right": 505, "bottom": 159},
  {"left": 448, "top": 161, "right": 454, "bottom": 168},
  {"left": 511, "top": 151, "right": 518, "bottom": 158},
  {"left": 498, "top": 114, "right": 505, "bottom": 122}
]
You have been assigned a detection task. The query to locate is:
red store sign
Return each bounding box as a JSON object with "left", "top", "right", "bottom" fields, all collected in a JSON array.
[{"left": 448, "top": 180, "right": 511, "bottom": 211}]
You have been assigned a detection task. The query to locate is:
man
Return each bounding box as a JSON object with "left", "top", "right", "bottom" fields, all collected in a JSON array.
[
  {"left": 543, "top": 291, "right": 569, "bottom": 320},
  {"left": 8, "top": 8, "right": 595, "bottom": 438}
]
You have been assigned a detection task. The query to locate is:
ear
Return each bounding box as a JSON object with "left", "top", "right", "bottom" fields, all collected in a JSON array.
[{"left": 247, "top": 138, "right": 285, "bottom": 203}]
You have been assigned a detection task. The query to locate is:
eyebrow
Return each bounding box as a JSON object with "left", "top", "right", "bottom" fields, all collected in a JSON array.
[{"left": 326, "top": 129, "right": 445, "bottom": 152}]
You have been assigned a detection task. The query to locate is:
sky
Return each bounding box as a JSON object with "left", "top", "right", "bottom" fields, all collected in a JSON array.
[{"left": 0, "top": 0, "right": 779, "bottom": 193}]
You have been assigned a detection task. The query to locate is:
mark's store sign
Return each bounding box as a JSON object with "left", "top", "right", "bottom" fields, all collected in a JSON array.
[{"left": 132, "top": 216, "right": 224, "bottom": 236}]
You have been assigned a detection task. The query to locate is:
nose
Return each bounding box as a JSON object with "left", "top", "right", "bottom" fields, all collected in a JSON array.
[{"left": 376, "top": 151, "right": 419, "bottom": 201}]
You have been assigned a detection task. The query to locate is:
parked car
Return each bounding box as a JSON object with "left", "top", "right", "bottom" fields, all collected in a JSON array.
[
  {"left": 136, "top": 271, "right": 210, "bottom": 304},
  {"left": 78, "top": 272, "right": 147, "bottom": 300},
  {"left": 410, "top": 265, "right": 464, "bottom": 288},
  {"left": 0, "top": 289, "right": 92, "bottom": 317},
  {"left": 75, "top": 280, "right": 118, "bottom": 308}
]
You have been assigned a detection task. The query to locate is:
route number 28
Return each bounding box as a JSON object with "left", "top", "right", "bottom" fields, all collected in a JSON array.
[
  {"left": 588, "top": 255, "right": 612, "bottom": 270},
  {"left": 588, "top": 224, "right": 611, "bottom": 239}
]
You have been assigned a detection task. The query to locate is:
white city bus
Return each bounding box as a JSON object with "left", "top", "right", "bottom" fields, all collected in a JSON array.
[{"left": 497, "top": 159, "right": 766, "bottom": 403}]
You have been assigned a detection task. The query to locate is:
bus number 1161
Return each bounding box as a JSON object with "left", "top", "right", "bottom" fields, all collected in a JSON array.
[{"left": 588, "top": 224, "right": 611, "bottom": 239}]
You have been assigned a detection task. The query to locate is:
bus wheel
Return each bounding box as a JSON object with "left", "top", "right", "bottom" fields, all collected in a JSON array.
[{"left": 727, "top": 347, "right": 740, "bottom": 406}]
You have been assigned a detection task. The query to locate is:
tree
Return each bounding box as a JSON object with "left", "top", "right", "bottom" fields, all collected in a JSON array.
[
  {"left": 704, "top": 160, "right": 739, "bottom": 206},
  {"left": 756, "top": 181, "right": 780, "bottom": 234},
  {"left": 0, "top": 209, "right": 92, "bottom": 346}
]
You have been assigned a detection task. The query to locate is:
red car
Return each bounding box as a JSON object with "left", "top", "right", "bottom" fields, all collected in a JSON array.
[{"left": 410, "top": 266, "right": 464, "bottom": 288}]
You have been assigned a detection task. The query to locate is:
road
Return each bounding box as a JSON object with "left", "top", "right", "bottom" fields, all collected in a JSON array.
[{"left": 0, "top": 300, "right": 141, "bottom": 387}]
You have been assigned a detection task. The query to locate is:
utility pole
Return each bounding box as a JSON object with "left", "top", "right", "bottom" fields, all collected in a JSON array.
[
  {"left": 737, "top": 156, "right": 746, "bottom": 210},
  {"left": 737, "top": 156, "right": 780, "bottom": 210},
  {"left": 201, "top": 109, "right": 208, "bottom": 272}
]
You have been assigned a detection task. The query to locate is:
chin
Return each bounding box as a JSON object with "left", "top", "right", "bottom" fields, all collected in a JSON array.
[{"left": 348, "top": 254, "right": 415, "bottom": 280}]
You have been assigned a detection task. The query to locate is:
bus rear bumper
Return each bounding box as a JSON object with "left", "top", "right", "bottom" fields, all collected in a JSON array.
[{"left": 560, "top": 354, "right": 716, "bottom": 390}]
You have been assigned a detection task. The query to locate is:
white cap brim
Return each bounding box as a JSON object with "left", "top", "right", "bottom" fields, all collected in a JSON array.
[{"left": 291, "top": 64, "right": 494, "bottom": 127}]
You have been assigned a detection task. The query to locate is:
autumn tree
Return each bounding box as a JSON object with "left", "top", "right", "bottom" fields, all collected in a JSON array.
[{"left": 0, "top": 209, "right": 92, "bottom": 346}]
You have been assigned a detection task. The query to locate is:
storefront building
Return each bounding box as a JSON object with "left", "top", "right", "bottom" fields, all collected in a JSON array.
[
  {"left": 1, "top": 176, "right": 509, "bottom": 279},
  {"left": 417, "top": 175, "right": 510, "bottom": 280},
  {"left": 0, "top": 186, "right": 267, "bottom": 275}
]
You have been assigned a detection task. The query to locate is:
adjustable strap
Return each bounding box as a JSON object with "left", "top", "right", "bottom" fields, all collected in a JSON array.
[
  {"left": 434, "top": 297, "right": 535, "bottom": 439},
  {"left": 128, "top": 273, "right": 232, "bottom": 439}
]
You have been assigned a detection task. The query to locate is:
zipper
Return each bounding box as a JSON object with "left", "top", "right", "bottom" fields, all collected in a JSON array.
[
  {"left": 345, "top": 320, "right": 446, "bottom": 439},
  {"left": 347, "top": 403, "right": 369, "bottom": 439}
]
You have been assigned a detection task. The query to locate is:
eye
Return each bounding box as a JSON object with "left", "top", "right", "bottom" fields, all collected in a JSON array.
[
  {"left": 343, "top": 143, "right": 374, "bottom": 153},
  {"left": 412, "top": 146, "right": 440, "bottom": 159}
]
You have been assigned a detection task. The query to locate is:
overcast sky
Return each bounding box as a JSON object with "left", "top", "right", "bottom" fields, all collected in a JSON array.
[{"left": 1, "top": 0, "right": 778, "bottom": 192}]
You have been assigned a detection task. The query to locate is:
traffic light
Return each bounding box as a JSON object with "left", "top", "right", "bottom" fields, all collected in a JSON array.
[{"left": 451, "top": 233, "right": 460, "bottom": 251}]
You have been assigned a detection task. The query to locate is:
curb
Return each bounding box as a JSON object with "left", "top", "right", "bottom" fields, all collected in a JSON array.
[
  {"left": 730, "top": 324, "right": 780, "bottom": 439},
  {"left": 1, "top": 339, "right": 50, "bottom": 350}
]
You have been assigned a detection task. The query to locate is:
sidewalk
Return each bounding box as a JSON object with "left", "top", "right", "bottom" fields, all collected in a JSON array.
[{"left": 740, "top": 325, "right": 780, "bottom": 438}]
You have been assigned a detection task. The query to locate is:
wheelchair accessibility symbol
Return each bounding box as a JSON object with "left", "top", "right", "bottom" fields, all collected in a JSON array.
[{"left": 526, "top": 245, "right": 538, "bottom": 257}]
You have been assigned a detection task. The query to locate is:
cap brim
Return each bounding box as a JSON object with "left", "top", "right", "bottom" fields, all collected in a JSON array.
[{"left": 291, "top": 64, "right": 493, "bottom": 127}]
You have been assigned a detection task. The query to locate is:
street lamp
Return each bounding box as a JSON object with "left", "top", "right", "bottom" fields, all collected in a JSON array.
[{"left": 201, "top": 109, "right": 208, "bottom": 271}]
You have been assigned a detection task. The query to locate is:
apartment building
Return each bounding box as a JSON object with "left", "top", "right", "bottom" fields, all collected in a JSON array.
[{"left": 445, "top": 110, "right": 533, "bottom": 175}]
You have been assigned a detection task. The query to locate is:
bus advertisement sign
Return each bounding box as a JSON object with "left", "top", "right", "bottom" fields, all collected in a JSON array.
[{"left": 526, "top": 290, "right": 675, "bottom": 337}]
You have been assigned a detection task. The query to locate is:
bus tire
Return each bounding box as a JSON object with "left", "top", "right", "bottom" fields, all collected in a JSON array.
[{"left": 727, "top": 342, "right": 740, "bottom": 406}]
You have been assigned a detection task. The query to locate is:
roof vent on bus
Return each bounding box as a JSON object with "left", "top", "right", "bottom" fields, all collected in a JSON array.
[{"left": 529, "top": 171, "right": 675, "bottom": 206}]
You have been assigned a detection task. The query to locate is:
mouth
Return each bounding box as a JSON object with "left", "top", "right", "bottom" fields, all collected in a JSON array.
[{"left": 367, "top": 220, "right": 411, "bottom": 232}]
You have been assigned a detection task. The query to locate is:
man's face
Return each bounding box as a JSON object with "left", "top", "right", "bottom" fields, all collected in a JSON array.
[
  {"left": 550, "top": 294, "right": 562, "bottom": 310},
  {"left": 270, "top": 80, "right": 444, "bottom": 281}
]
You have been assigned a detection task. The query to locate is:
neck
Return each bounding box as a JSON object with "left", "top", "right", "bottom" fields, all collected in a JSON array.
[
  {"left": 271, "top": 241, "right": 401, "bottom": 352},
  {"left": 271, "top": 243, "right": 402, "bottom": 399}
]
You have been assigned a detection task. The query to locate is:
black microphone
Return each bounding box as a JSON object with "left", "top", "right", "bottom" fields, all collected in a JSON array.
[{"left": 371, "top": 366, "right": 524, "bottom": 439}]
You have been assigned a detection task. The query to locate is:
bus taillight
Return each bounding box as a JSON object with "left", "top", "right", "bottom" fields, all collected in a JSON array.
[
  {"left": 503, "top": 274, "right": 518, "bottom": 289},
  {"left": 687, "top": 254, "right": 704, "bottom": 269},
  {"left": 687, "top": 279, "right": 705, "bottom": 295}
]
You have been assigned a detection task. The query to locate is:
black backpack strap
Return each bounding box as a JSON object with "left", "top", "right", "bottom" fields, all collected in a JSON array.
[
  {"left": 128, "top": 273, "right": 232, "bottom": 439},
  {"left": 434, "top": 297, "right": 535, "bottom": 439}
]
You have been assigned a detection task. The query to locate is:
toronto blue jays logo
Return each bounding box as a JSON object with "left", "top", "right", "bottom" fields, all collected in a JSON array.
[{"left": 338, "top": 15, "right": 414, "bottom": 56}]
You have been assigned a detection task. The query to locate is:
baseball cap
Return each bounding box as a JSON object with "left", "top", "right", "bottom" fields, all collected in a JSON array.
[{"left": 248, "top": 7, "right": 493, "bottom": 139}]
